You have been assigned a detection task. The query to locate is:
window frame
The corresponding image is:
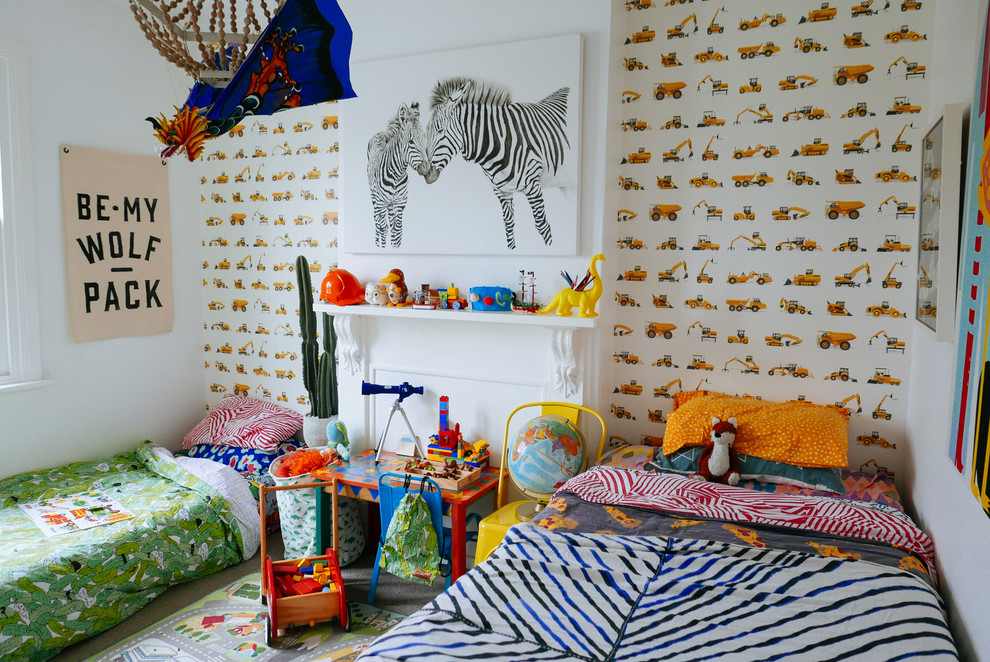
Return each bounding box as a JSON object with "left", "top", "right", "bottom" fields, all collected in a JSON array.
[{"left": 0, "top": 37, "right": 45, "bottom": 392}]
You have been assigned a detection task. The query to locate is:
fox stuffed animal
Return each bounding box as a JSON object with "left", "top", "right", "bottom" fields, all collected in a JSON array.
[{"left": 696, "top": 416, "right": 741, "bottom": 486}]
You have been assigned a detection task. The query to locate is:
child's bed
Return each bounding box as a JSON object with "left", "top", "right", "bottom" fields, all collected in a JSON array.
[
  {"left": 0, "top": 442, "right": 259, "bottom": 660},
  {"left": 0, "top": 395, "right": 304, "bottom": 661},
  {"left": 356, "top": 392, "right": 959, "bottom": 661}
]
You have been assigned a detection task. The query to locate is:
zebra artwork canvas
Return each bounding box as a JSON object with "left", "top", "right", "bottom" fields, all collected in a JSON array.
[
  {"left": 342, "top": 34, "right": 581, "bottom": 254},
  {"left": 366, "top": 101, "right": 428, "bottom": 248},
  {"left": 421, "top": 77, "right": 570, "bottom": 250}
]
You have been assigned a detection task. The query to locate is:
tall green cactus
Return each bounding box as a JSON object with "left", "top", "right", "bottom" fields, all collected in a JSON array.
[
  {"left": 296, "top": 255, "right": 338, "bottom": 418},
  {"left": 322, "top": 311, "right": 339, "bottom": 417}
]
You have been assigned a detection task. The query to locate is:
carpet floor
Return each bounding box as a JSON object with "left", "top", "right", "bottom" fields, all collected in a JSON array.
[
  {"left": 58, "top": 536, "right": 446, "bottom": 661},
  {"left": 78, "top": 572, "right": 406, "bottom": 661}
]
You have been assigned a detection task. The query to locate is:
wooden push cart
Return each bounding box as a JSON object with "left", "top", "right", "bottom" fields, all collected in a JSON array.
[
  {"left": 262, "top": 547, "right": 350, "bottom": 645},
  {"left": 259, "top": 479, "right": 350, "bottom": 645}
]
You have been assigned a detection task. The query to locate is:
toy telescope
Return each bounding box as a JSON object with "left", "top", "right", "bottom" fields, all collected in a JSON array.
[
  {"left": 361, "top": 381, "right": 423, "bottom": 403},
  {"left": 362, "top": 381, "right": 426, "bottom": 463}
]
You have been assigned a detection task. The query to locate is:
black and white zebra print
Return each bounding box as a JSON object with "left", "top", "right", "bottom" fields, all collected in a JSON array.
[
  {"left": 356, "top": 523, "right": 957, "bottom": 661},
  {"left": 422, "top": 77, "right": 570, "bottom": 250},
  {"left": 366, "top": 102, "right": 427, "bottom": 248}
]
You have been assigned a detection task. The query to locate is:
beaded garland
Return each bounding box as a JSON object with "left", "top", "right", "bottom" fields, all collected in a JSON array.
[{"left": 128, "top": 0, "right": 281, "bottom": 84}]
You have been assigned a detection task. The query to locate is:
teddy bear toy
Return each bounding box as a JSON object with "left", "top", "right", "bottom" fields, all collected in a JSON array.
[{"left": 694, "top": 416, "right": 741, "bottom": 486}]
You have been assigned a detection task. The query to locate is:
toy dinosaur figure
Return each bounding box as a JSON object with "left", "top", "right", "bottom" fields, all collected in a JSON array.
[
  {"left": 327, "top": 420, "right": 350, "bottom": 461},
  {"left": 538, "top": 254, "right": 605, "bottom": 318}
]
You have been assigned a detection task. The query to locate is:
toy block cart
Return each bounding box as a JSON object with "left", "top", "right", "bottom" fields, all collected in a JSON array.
[
  {"left": 259, "top": 479, "right": 350, "bottom": 646},
  {"left": 262, "top": 547, "right": 350, "bottom": 646}
]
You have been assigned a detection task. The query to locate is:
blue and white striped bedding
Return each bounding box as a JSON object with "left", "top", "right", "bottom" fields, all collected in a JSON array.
[{"left": 357, "top": 473, "right": 957, "bottom": 661}]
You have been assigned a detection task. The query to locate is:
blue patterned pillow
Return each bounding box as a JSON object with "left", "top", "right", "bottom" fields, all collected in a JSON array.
[
  {"left": 736, "top": 453, "right": 844, "bottom": 493},
  {"left": 181, "top": 439, "right": 304, "bottom": 479},
  {"left": 648, "top": 446, "right": 844, "bottom": 493}
]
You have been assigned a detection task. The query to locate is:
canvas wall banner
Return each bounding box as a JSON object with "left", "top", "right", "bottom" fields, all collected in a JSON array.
[{"left": 60, "top": 144, "right": 173, "bottom": 342}]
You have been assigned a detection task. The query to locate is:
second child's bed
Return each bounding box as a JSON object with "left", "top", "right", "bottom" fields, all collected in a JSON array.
[
  {"left": 0, "top": 395, "right": 310, "bottom": 661},
  {"left": 0, "top": 442, "right": 260, "bottom": 661},
  {"left": 358, "top": 392, "right": 959, "bottom": 661}
]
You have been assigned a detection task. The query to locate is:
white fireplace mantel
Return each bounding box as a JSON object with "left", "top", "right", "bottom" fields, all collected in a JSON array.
[{"left": 313, "top": 303, "right": 598, "bottom": 397}]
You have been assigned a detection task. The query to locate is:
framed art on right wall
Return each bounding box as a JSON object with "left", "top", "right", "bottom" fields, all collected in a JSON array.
[{"left": 916, "top": 103, "right": 963, "bottom": 342}]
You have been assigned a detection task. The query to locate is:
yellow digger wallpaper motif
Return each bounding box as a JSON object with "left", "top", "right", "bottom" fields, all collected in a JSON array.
[
  {"left": 610, "top": 0, "right": 932, "bottom": 468},
  {"left": 197, "top": 102, "right": 342, "bottom": 410}
]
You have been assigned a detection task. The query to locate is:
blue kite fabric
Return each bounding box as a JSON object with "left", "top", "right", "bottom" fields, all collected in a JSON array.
[
  {"left": 356, "top": 477, "right": 958, "bottom": 661},
  {"left": 150, "top": 0, "right": 355, "bottom": 160},
  {"left": 195, "top": 0, "right": 355, "bottom": 125}
]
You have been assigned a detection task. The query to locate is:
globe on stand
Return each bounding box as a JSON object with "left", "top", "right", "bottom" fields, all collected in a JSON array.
[{"left": 506, "top": 415, "right": 586, "bottom": 521}]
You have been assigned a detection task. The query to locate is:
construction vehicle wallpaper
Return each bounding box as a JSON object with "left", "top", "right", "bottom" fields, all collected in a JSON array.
[
  {"left": 612, "top": 0, "right": 932, "bottom": 472},
  {"left": 196, "top": 102, "right": 341, "bottom": 412}
]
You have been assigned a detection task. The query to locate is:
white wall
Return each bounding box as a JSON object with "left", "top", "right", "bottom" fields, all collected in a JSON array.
[
  {"left": 907, "top": 1, "right": 990, "bottom": 659},
  {"left": 0, "top": 0, "right": 205, "bottom": 476},
  {"left": 0, "top": 0, "right": 613, "bottom": 471}
]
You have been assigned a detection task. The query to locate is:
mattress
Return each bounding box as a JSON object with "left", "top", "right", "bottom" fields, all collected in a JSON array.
[
  {"left": 356, "top": 466, "right": 957, "bottom": 661},
  {"left": 0, "top": 442, "right": 257, "bottom": 660}
]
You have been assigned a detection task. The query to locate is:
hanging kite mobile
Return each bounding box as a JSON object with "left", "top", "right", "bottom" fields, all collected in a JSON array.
[{"left": 131, "top": 0, "right": 355, "bottom": 161}]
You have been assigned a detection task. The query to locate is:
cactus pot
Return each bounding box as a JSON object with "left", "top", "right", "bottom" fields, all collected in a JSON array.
[{"left": 303, "top": 414, "right": 335, "bottom": 448}]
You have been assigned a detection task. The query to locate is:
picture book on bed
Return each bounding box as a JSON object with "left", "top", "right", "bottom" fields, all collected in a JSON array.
[{"left": 17, "top": 490, "right": 133, "bottom": 536}]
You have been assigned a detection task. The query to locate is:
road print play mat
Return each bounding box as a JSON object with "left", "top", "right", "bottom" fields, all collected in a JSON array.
[{"left": 85, "top": 573, "right": 406, "bottom": 662}]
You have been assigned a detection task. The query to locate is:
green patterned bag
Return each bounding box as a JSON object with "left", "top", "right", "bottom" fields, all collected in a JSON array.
[{"left": 380, "top": 491, "right": 441, "bottom": 585}]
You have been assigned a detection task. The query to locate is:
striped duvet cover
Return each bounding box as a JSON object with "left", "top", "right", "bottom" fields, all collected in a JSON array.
[{"left": 357, "top": 467, "right": 957, "bottom": 662}]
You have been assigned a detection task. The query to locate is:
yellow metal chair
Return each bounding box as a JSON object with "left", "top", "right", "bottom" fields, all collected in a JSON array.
[{"left": 475, "top": 402, "right": 606, "bottom": 564}]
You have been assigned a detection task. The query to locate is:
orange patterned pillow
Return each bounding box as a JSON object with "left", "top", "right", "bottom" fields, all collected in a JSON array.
[{"left": 664, "top": 391, "right": 849, "bottom": 468}]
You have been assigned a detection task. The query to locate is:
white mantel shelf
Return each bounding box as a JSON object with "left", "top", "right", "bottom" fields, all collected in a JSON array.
[
  {"left": 314, "top": 303, "right": 598, "bottom": 397},
  {"left": 313, "top": 302, "right": 597, "bottom": 329}
]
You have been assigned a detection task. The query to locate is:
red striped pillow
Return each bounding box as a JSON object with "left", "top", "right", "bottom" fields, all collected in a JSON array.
[{"left": 182, "top": 396, "right": 303, "bottom": 452}]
